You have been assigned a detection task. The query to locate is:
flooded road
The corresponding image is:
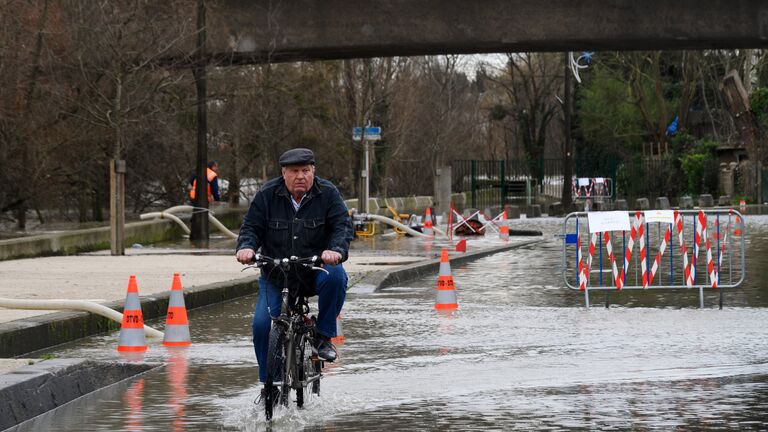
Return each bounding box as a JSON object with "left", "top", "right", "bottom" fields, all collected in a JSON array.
[{"left": 11, "top": 217, "right": 768, "bottom": 431}]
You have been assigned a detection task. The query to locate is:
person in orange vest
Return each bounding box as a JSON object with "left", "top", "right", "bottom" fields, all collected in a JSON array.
[{"left": 188, "top": 161, "right": 220, "bottom": 202}]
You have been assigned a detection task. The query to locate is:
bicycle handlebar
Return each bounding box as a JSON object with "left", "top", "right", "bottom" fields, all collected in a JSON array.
[{"left": 244, "top": 254, "right": 328, "bottom": 275}]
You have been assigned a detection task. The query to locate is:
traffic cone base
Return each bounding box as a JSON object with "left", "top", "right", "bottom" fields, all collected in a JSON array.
[
  {"left": 118, "top": 275, "right": 147, "bottom": 353},
  {"left": 331, "top": 314, "right": 345, "bottom": 344},
  {"left": 162, "top": 340, "right": 191, "bottom": 347},
  {"left": 163, "top": 273, "right": 192, "bottom": 347},
  {"left": 118, "top": 344, "right": 148, "bottom": 353}
]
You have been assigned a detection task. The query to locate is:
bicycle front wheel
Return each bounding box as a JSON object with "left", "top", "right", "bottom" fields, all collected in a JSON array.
[{"left": 265, "top": 325, "right": 286, "bottom": 420}]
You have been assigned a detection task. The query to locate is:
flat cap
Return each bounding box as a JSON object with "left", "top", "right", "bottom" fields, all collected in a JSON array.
[{"left": 279, "top": 148, "right": 315, "bottom": 166}]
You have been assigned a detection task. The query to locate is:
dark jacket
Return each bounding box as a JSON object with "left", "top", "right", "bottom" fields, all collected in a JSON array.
[{"left": 236, "top": 176, "right": 354, "bottom": 289}]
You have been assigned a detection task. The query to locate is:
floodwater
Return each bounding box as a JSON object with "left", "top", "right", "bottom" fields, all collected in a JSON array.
[{"left": 10, "top": 217, "right": 768, "bottom": 431}]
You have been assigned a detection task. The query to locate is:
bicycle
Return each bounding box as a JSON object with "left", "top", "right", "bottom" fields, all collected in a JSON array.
[{"left": 245, "top": 254, "right": 327, "bottom": 421}]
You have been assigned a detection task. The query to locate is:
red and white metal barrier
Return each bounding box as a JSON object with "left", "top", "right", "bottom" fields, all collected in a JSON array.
[{"left": 563, "top": 209, "right": 746, "bottom": 308}]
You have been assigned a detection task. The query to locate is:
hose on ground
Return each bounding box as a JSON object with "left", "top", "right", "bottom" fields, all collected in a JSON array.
[
  {"left": 140, "top": 205, "right": 238, "bottom": 240},
  {"left": 0, "top": 298, "right": 164, "bottom": 338},
  {"left": 364, "top": 213, "right": 448, "bottom": 239}
]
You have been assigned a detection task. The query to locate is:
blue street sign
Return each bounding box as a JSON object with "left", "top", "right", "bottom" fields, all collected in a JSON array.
[
  {"left": 565, "top": 233, "right": 578, "bottom": 244},
  {"left": 352, "top": 127, "right": 382, "bottom": 141}
]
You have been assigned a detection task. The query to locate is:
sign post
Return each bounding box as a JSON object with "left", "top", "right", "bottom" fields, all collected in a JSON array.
[{"left": 352, "top": 126, "right": 382, "bottom": 214}]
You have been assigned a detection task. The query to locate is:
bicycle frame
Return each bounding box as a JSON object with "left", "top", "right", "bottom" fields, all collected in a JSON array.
[
  {"left": 246, "top": 254, "right": 325, "bottom": 419},
  {"left": 272, "top": 269, "right": 321, "bottom": 390}
]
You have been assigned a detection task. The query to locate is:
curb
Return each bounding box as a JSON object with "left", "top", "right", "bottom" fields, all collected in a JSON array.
[
  {"left": 0, "top": 359, "right": 158, "bottom": 430},
  {"left": 350, "top": 239, "right": 543, "bottom": 292},
  {"left": 0, "top": 276, "right": 259, "bottom": 358}
]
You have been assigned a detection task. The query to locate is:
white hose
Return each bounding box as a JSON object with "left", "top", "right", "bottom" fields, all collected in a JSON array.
[
  {"left": 0, "top": 298, "right": 164, "bottom": 339},
  {"left": 365, "top": 214, "right": 448, "bottom": 239},
  {"left": 140, "top": 211, "right": 191, "bottom": 234},
  {"left": 208, "top": 213, "right": 238, "bottom": 239},
  {"left": 161, "top": 205, "right": 195, "bottom": 214},
  {"left": 140, "top": 205, "right": 238, "bottom": 239}
]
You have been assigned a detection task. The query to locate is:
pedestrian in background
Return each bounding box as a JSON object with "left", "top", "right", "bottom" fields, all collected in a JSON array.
[{"left": 189, "top": 161, "right": 220, "bottom": 202}]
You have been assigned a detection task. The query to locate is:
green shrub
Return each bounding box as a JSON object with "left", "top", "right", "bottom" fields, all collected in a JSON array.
[{"left": 680, "top": 139, "right": 719, "bottom": 194}]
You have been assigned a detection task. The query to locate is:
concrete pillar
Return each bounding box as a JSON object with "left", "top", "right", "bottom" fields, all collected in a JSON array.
[
  {"left": 434, "top": 166, "right": 452, "bottom": 217},
  {"left": 655, "top": 197, "right": 670, "bottom": 210},
  {"left": 679, "top": 196, "right": 694, "bottom": 209},
  {"left": 525, "top": 204, "right": 542, "bottom": 218},
  {"left": 718, "top": 195, "right": 731, "bottom": 206},
  {"left": 504, "top": 205, "right": 521, "bottom": 219},
  {"left": 615, "top": 199, "right": 628, "bottom": 210},
  {"left": 635, "top": 198, "right": 650, "bottom": 210},
  {"left": 699, "top": 194, "right": 714, "bottom": 208}
]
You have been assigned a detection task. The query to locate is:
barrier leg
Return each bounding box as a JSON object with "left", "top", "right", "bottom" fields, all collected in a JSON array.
[
  {"left": 605, "top": 291, "right": 610, "bottom": 308},
  {"left": 719, "top": 290, "right": 723, "bottom": 310},
  {"left": 584, "top": 287, "right": 590, "bottom": 309},
  {"left": 699, "top": 287, "right": 704, "bottom": 309}
]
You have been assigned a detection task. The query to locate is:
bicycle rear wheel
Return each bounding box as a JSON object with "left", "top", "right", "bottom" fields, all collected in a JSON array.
[
  {"left": 295, "top": 333, "right": 321, "bottom": 407},
  {"left": 264, "top": 325, "right": 286, "bottom": 420}
]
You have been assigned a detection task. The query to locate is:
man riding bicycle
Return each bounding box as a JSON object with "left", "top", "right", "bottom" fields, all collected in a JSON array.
[{"left": 235, "top": 148, "right": 353, "bottom": 399}]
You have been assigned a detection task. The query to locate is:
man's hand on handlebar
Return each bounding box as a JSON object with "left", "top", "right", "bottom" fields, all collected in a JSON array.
[
  {"left": 321, "top": 250, "right": 342, "bottom": 266},
  {"left": 236, "top": 248, "right": 256, "bottom": 264}
]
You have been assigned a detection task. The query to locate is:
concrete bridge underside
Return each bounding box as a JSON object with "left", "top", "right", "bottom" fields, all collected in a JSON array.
[{"left": 203, "top": 0, "right": 768, "bottom": 64}]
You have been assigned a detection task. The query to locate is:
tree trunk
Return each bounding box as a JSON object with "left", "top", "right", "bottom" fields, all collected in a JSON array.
[
  {"left": 229, "top": 134, "right": 241, "bottom": 206},
  {"left": 190, "top": 0, "right": 209, "bottom": 246}
]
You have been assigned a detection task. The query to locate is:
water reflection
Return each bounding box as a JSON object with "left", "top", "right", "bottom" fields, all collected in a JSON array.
[
  {"left": 123, "top": 378, "right": 144, "bottom": 432},
  {"left": 167, "top": 348, "right": 189, "bottom": 432}
]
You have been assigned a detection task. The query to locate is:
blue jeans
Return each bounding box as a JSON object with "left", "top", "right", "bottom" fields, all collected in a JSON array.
[{"left": 252, "top": 264, "right": 347, "bottom": 382}]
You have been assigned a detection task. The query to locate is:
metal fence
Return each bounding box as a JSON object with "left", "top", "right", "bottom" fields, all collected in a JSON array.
[
  {"left": 562, "top": 209, "right": 746, "bottom": 308},
  {"left": 452, "top": 159, "right": 565, "bottom": 209},
  {"left": 453, "top": 157, "right": 721, "bottom": 208}
]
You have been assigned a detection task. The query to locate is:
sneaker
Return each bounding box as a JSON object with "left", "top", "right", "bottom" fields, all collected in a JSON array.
[
  {"left": 255, "top": 385, "right": 280, "bottom": 406},
  {"left": 313, "top": 334, "right": 338, "bottom": 362}
]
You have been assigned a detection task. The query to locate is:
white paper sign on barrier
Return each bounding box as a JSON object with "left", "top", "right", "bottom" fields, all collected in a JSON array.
[
  {"left": 587, "top": 211, "right": 631, "bottom": 233},
  {"left": 644, "top": 210, "right": 675, "bottom": 224},
  {"left": 595, "top": 177, "right": 605, "bottom": 184},
  {"left": 578, "top": 178, "right": 590, "bottom": 187}
]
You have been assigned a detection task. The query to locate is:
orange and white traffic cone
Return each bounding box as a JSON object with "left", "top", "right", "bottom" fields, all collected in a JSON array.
[
  {"left": 423, "top": 207, "right": 434, "bottom": 237},
  {"left": 435, "top": 249, "right": 458, "bottom": 310},
  {"left": 499, "top": 210, "right": 509, "bottom": 241},
  {"left": 163, "top": 273, "right": 192, "bottom": 347},
  {"left": 734, "top": 215, "right": 743, "bottom": 236},
  {"left": 118, "top": 275, "right": 147, "bottom": 353},
  {"left": 500, "top": 225, "right": 509, "bottom": 241},
  {"left": 331, "top": 314, "right": 345, "bottom": 345}
]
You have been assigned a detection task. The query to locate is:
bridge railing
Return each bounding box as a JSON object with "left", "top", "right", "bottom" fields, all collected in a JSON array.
[{"left": 561, "top": 209, "right": 746, "bottom": 308}]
